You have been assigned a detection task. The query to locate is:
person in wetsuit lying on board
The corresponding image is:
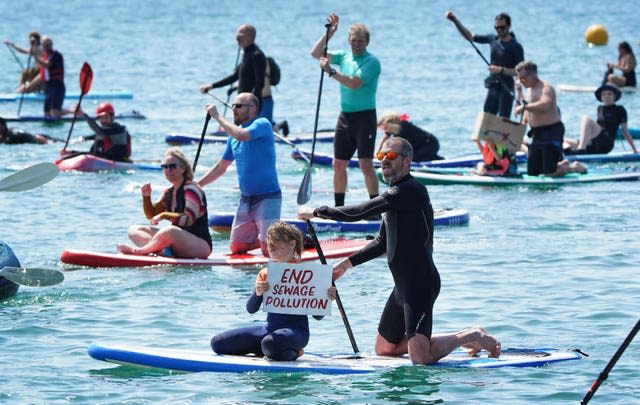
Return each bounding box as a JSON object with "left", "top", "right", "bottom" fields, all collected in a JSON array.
[
  {"left": 0, "top": 117, "right": 55, "bottom": 144},
  {"left": 210, "top": 221, "right": 336, "bottom": 361},
  {"left": 298, "top": 137, "right": 501, "bottom": 365}
]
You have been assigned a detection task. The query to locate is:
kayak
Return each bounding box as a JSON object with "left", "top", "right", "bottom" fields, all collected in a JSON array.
[
  {"left": 166, "top": 131, "right": 335, "bottom": 145},
  {"left": 55, "top": 154, "right": 161, "bottom": 172},
  {"left": 88, "top": 343, "right": 582, "bottom": 374},
  {"left": 557, "top": 84, "right": 637, "bottom": 93},
  {"left": 291, "top": 149, "right": 528, "bottom": 169},
  {"left": 60, "top": 237, "right": 370, "bottom": 268},
  {"left": 209, "top": 208, "right": 470, "bottom": 233},
  {"left": 0, "top": 90, "right": 133, "bottom": 102},
  {"left": 0, "top": 241, "right": 21, "bottom": 300},
  {"left": 3, "top": 110, "right": 146, "bottom": 122},
  {"left": 400, "top": 169, "right": 640, "bottom": 187}
]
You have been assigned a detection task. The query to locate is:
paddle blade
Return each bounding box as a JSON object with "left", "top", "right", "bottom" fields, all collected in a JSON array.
[
  {"left": 0, "top": 266, "right": 64, "bottom": 287},
  {"left": 296, "top": 168, "right": 312, "bottom": 205},
  {"left": 0, "top": 162, "right": 59, "bottom": 192},
  {"left": 79, "top": 62, "right": 93, "bottom": 95}
]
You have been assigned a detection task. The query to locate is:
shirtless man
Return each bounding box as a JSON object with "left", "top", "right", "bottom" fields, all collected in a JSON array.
[
  {"left": 514, "top": 61, "right": 586, "bottom": 176},
  {"left": 298, "top": 137, "right": 500, "bottom": 364}
]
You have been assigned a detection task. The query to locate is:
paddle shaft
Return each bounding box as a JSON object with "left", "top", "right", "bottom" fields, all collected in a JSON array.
[
  {"left": 463, "top": 37, "right": 515, "bottom": 98},
  {"left": 16, "top": 53, "right": 32, "bottom": 116},
  {"left": 5, "top": 42, "right": 24, "bottom": 69},
  {"left": 221, "top": 46, "right": 241, "bottom": 118},
  {"left": 63, "top": 64, "right": 93, "bottom": 150},
  {"left": 192, "top": 113, "right": 212, "bottom": 172},
  {"left": 296, "top": 23, "right": 331, "bottom": 205},
  {"left": 305, "top": 220, "right": 360, "bottom": 355},
  {"left": 581, "top": 319, "right": 640, "bottom": 404}
]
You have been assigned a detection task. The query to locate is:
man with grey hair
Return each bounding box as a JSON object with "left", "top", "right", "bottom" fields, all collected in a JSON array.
[
  {"left": 298, "top": 137, "right": 501, "bottom": 364},
  {"left": 311, "top": 13, "right": 381, "bottom": 208},
  {"left": 514, "top": 60, "right": 586, "bottom": 176}
]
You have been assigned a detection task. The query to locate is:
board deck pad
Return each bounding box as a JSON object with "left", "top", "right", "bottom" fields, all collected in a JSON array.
[
  {"left": 88, "top": 343, "right": 582, "bottom": 374},
  {"left": 60, "top": 237, "right": 370, "bottom": 268}
]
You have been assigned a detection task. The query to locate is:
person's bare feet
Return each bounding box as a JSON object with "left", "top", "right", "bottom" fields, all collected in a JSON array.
[
  {"left": 463, "top": 326, "right": 501, "bottom": 358},
  {"left": 117, "top": 243, "right": 137, "bottom": 255}
]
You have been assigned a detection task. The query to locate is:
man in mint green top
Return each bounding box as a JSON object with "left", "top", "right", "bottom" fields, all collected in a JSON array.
[{"left": 311, "top": 13, "right": 381, "bottom": 208}]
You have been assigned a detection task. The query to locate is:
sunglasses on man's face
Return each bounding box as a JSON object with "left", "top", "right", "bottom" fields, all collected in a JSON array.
[{"left": 376, "top": 150, "right": 405, "bottom": 161}]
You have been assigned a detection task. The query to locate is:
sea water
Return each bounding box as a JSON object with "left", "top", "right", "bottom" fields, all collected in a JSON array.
[{"left": 0, "top": 0, "right": 638, "bottom": 403}]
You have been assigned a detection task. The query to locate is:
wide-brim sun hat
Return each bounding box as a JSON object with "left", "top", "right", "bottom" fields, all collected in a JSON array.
[{"left": 595, "top": 84, "right": 622, "bottom": 102}]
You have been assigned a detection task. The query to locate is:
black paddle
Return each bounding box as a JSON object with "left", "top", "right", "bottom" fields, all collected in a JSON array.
[
  {"left": 305, "top": 220, "right": 360, "bottom": 355},
  {"left": 297, "top": 23, "right": 331, "bottom": 205},
  {"left": 192, "top": 113, "right": 212, "bottom": 172},
  {"left": 221, "top": 46, "right": 241, "bottom": 119},
  {"left": 581, "top": 319, "right": 640, "bottom": 404},
  {"left": 16, "top": 52, "right": 32, "bottom": 117},
  {"left": 62, "top": 62, "right": 93, "bottom": 151}
]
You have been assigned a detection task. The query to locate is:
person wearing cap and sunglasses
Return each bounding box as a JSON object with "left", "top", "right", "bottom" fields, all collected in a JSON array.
[
  {"left": 298, "top": 137, "right": 501, "bottom": 365},
  {"left": 118, "top": 147, "right": 212, "bottom": 259},
  {"left": 563, "top": 84, "right": 638, "bottom": 155},
  {"left": 445, "top": 11, "right": 524, "bottom": 118},
  {"left": 198, "top": 92, "right": 281, "bottom": 257},
  {"left": 68, "top": 102, "right": 132, "bottom": 162}
]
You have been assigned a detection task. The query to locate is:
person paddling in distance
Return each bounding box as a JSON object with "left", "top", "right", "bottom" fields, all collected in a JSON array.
[
  {"left": 17, "top": 36, "right": 66, "bottom": 119},
  {"left": 513, "top": 61, "right": 587, "bottom": 177},
  {"left": 563, "top": 84, "right": 638, "bottom": 155},
  {"left": 211, "top": 221, "right": 336, "bottom": 361},
  {"left": 197, "top": 92, "right": 281, "bottom": 256},
  {"left": 0, "top": 117, "right": 54, "bottom": 144},
  {"left": 445, "top": 11, "right": 524, "bottom": 118},
  {"left": 117, "top": 148, "right": 212, "bottom": 259},
  {"left": 298, "top": 137, "right": 501, "bottom": 364},
  {"left": 4, "top": 31, "right": 44, "bottom": 92},
  {"left": 311, "top": 13, "right": 381, "bottom": 208},
  {"left": 64, "top": 102, "right": 132, "bottom": 162}
]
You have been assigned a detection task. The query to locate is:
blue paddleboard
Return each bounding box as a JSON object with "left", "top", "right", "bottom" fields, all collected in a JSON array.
[
  {"left": 209, "top": 208, "right": 469, "bottom": 233},
  {"left": 166, "top": 131, "right": 335, "bottom": 145},
  {"left": 3, "top": 110, "right": 145, "bottom": 122},
  {"left": 88, "top": 343, "right": 582, "bottom": 374},
  {"left": 0, "top": 90, "right": 133, "bottom": 102}
]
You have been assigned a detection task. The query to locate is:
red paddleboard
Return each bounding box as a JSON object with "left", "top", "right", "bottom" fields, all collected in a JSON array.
[{"left": 60, "top": 237, "right": 371, "bottom": 268}]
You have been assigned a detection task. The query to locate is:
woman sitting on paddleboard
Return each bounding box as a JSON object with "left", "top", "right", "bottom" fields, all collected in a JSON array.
[
  {"left": 117, "top": 147, "right": 212, "bottom": 259},
  {"left": 563, "top": 84, "right": 638, "bottom": 155},
  {"left": 210, "top": 221, "right": 336, "bottom": 361}
]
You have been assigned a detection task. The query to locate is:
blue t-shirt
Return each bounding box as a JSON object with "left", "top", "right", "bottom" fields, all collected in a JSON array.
[
  {"left": 330, "top": 50, "right": 381, "bottom": 112},
  {"left": 222, "top": 117, "right": 280, "bottom": 196}
]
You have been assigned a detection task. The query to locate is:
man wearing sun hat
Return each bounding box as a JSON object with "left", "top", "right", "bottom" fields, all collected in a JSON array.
[{"left": 563, "top": 84, "right": 638, "bottom": 155}]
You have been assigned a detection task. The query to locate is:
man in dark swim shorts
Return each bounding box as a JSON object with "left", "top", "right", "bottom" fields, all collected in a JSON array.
[{"left": 298, "top": 137, "right": 501, "bottom": 364}]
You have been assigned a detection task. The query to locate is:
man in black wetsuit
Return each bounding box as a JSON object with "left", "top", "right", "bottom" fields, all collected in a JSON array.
[
  {"left": 199, "top": 24, "right": 266, "bottom": 112},
  {"left": 298, "top": 137, "right": 501, "bottom": 364}
]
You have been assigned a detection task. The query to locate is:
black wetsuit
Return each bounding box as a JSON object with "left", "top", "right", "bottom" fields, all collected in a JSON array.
[
  {"left": 210, "top": 43, "right": 266, "bottom": 107},
  {"left": 314, "top": 174, "right": 441, "bottom": 342},
  {"left": 0, "top": 128, "right": 49, "bottom": 144}
]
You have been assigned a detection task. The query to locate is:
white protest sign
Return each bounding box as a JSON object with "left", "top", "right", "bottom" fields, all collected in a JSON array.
[{"left": 263, "top": 261, "right": 332, "bottom": 316}]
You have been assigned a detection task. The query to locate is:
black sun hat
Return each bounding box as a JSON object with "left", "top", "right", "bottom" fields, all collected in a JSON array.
[{"left": 595, "top": 84, "right": 622, "bottom": 102}]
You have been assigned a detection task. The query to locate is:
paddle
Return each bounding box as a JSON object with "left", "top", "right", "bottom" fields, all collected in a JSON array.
[
  {"left": 5, "top": 42, "right": 24, "bottom": 70},
  {"left": 62, "top": 62, "right": 93, "bottom": 151},
  {"left": 0, "top": 266, "right": 64, "bottom": 287},
  {"left": 296, "top": 23, "right": 331, "bottom": 205},
  {"left": 581, "top": 319, "right": 640, "bottom": 404},
  {"left": 221, "top": 46, "right": 241, "bottom": 119},
  {"left": 0, "top": 162, "right": 59, "bottom": 192},
  {"left": 16, "top": 52, "right": 32, "bottom": 117},
  {"left": 192, "top": 113, "right": 212, "bottom": 172},
  {"left": 305, "top": 220, "right": 360, "bottom": 355}
]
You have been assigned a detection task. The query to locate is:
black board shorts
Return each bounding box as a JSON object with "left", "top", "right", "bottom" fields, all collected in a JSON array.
[{"left": 333, "top": 109, "right": 377, "bottom": 160}]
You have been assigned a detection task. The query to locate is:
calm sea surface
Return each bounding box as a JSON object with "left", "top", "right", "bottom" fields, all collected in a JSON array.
[{"left": 1, "top": 0, "right": 638, "bottom": 404}]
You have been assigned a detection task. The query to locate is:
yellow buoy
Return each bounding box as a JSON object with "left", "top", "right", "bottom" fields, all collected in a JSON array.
[{"left": 584, "top": 24, "right": 608, "bottom": 46}]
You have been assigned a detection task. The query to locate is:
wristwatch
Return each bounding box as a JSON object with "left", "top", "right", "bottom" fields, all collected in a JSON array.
[{"left": 329, "top": 68, "right": 336, "bottom": 77}]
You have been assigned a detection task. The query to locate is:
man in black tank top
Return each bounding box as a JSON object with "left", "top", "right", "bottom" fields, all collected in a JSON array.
[{"left": 298, "top": 137, "right": 501, "bottom": 364}]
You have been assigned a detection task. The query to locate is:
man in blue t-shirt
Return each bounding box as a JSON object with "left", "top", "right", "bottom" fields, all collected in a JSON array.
[
  {"left": 446, "top": 11, "right": 524, "bottom": 118},
  {"left": 311, "top": 13, "right": 381, "bottom": 208},
  {"left": 198, "top": 92, "right": 281, "bottom": 256}
]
